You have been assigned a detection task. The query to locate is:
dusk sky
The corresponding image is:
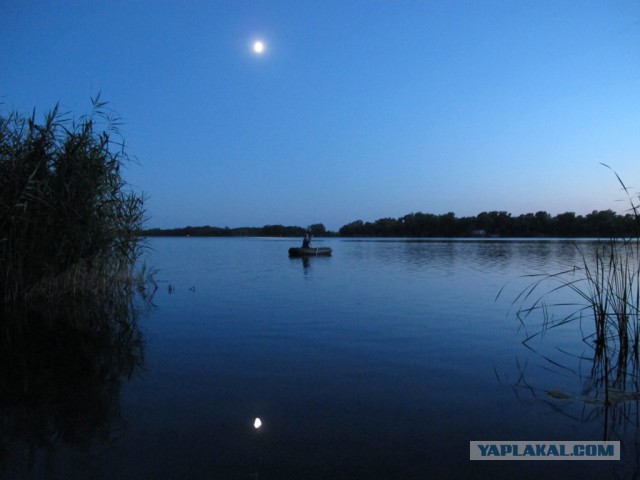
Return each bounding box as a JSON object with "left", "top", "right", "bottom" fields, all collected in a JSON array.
[{"left": 2, "top": 1, "right": 640, "bottom": 231}]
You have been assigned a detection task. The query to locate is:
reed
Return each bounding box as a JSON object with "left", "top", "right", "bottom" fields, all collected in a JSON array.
[
  {"left": 0, "top": 96, "right": 147, "bottom": 305},
  {"left": 510, "top": 166, "right": 640, "bottom": 395},
  {"left": 0, "top": 98, "right": 155, "bottom": 474}
]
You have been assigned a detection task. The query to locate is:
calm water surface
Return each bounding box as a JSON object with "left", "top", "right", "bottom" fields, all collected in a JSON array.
[{"left": 6, "top": 237, "right": 638, "bottom": 479}]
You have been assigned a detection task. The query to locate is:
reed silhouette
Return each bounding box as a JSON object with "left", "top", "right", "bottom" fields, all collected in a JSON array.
[
  {"left": 503, "top": 167, "right": 640, "bottom": 454},
  {"left": 0, "top": 97, "right": 155, "bottom": 476},
  {"left": 0, "top": 96, "right": 146, "bottom": 305}
]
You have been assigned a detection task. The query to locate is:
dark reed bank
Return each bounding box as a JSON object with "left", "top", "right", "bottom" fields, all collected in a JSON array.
[
  {"left": 0, "top": 96, "right": 146, "bottom": 305},
  {"left": 0, "top": 98, "right": 155, "bottom": 472},
  {"left": 0, "top": 98, "right": 155, "bottom": 475}
]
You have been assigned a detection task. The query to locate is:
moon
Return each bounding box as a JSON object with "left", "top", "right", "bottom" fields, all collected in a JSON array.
[{"left": 253, "top": 40, "right": 265, "bottom": 54}]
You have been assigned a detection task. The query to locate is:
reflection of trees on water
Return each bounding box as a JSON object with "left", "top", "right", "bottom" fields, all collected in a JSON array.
[{"left": 0, "top": 293, "right": 148, "bottom": 476}]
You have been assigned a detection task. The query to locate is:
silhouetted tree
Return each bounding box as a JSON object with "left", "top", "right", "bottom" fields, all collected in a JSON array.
[{"left": 308, "top": 223, "right": 327, "bottom": 235}]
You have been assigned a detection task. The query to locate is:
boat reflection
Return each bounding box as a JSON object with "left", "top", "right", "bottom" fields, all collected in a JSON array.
[{"left": 290, "top": 253, "right": 332, "bottom": 271}]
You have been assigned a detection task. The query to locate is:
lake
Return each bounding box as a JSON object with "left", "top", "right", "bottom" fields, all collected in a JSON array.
[{"left": 3, "top": 237, "right": 637, "bottom": 479}]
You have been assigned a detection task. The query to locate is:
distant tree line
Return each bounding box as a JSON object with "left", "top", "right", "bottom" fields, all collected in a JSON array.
[
  {"left": 338, "top": 210, "right": 639, "bottom": 238},
  {"left": 144, "top": 223, "right": 330, "bottom": 237},
  {"left": 144, "top": 210, "right": 640, "bottom": 239}
]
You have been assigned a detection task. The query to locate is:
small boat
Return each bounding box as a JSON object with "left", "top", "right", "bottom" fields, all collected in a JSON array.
[{"left": 288, "top": 247, "right": 332, "bottom": 257}]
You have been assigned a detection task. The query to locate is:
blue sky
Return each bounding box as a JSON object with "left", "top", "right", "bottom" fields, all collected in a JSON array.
[{"left": 2, "top": 1, "right": 639, "bottom": 231}]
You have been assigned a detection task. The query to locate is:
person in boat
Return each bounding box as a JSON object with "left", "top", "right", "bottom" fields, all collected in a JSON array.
[{"left": 302, "top": 231, "right": 313, "bottom": 248}]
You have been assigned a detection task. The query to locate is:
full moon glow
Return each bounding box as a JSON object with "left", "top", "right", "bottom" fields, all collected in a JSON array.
[{"left": 253, "top": 41, "right": 265, "bottom": 54}]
